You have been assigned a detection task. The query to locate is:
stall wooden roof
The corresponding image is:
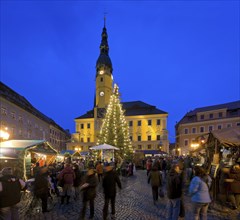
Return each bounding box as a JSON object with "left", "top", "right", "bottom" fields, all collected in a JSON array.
[
  {"left": 208, "top": 128, "right": 240, "bottom": 147},
  {"left": 0, "top": 140, "right": 58, "bottom": 155}
]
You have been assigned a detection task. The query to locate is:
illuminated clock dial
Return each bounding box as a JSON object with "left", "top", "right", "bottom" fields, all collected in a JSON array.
[
  {"left": 100, "top": 91, "right": 105, "bottom": 96},
  {"left": 99, "top": 70, "right": 104, "bottom": 75}
]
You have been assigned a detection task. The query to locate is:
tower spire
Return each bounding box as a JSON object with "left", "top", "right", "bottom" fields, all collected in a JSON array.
[
  {"left": 96, "top": 16, "right": 112, "bottom": 72},
  {"left": 104, "top": 13, "right": 106, "bottom": 28}
]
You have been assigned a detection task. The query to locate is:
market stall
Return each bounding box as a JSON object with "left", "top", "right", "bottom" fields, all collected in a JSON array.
[
  {"left": 0, "top": 139, "right": 58, "bottom": 180},
  {"left": 205, "top": 128, "right": 240, "bottom": 202}
]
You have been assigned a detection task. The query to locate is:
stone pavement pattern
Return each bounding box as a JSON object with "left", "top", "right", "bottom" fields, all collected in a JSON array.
[{"left": 19, "top": 170, "right": 240, "bottom": 220}]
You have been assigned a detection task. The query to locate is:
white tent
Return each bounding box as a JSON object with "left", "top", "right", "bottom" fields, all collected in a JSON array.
[
  {"left": 89, "top": 143, "right": 119, "bottom": 161},
  {"left": 90, "top": 143, "right": 119, "bottom": 150}
]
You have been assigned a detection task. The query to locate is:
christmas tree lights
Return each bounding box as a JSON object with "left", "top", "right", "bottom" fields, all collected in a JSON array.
[{"left": 97, "top": 84, "right": 133, "bottom": 160}]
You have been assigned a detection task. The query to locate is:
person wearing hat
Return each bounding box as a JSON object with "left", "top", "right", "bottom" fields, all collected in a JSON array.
[
  {"left": 102, "top": 165, "right": 122, "bottom": 220},
  {"left": 79, "top": 168, "right": 97, "bottom": 220},
  {"left": 0, "top": 167, "right": 26, "bottom": 220}
]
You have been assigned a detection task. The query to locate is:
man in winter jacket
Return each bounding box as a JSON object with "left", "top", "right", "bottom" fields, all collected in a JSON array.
[
  {"left": 34, "top": 166, "right": 50, "bottom": 213},
  {"left": 102, "top": 165, "right": 122, "bottom": 220},
  {"left": 80, "top": 169, "right": 97, "bottom": 220},
  {"left": 166, "top": 163, "right": 183, "bottom": 220},
  {"left": 0, "top": 167, "right": 26, "bottom": 220}
]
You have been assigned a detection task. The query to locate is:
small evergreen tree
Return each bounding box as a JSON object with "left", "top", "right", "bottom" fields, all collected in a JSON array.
[{"left": 97, "top": 84, "right": 133, "bottom": 160}]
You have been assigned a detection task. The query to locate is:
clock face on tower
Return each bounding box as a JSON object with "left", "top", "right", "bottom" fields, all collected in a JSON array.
[
  {"left": 99, "top": 70, "right": 104, "bottom": 75},
  {"left": 100, "top": 91, "right": 105, "bottom": 96}
]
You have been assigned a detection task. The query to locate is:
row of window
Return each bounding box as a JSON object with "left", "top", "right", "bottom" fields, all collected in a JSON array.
[
  {"left": 129, "top": 119, "right": 161, "bottom": 127},
  {"left": 199, "top": 112, "right": 223, "bottom": 120},
  {"left": 131, "top": 135, "right": 161, "bottom": 141},
  {"left": 184, "top": 122, "right": 240, "bottom": 134},
  {"left": 79, "top": 119, "right": 162, "bottom": 130},
  {"left": 79, "top": 135, "right": 162, "bottom": 143},
  {"left": 80, "top": 123, "right": 91, "bottom": 129},
  {"left": 136, "top": 145, "right": 154, "bottom": 150}
]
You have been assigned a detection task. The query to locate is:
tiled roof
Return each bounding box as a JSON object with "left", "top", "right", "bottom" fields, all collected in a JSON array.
[{"left": 75, "top": 101, "right": 167, "bottom": 119}]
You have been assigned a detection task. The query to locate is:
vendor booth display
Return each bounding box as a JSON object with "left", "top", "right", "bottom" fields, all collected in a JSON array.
[
  {"left": 90, "top": 143, "right": 119, "bottom": 161},
  {"left": 0, "top": 140, "right": 58, "bottom": 180},
  {"left": 205, "top": 128, "right": 240, "bottom": 204}
]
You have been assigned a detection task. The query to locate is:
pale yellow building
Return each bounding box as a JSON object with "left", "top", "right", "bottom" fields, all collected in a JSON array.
[
  {"left": 0, "top": 82, "right": 70, "bottom": 152},
  {"left": 68, "top": 22, "right": 169, "bottom": 156},
  {"left": 175, "top": 101, "right": 240, "bottom": 155}
]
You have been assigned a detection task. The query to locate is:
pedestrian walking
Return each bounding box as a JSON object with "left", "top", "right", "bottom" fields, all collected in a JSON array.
[
  {"left": 146, "top": 158, "right": 153, "bottom": 176},
  {"left": 79, "top": 169, "right": 97, "bottom": 220},
  {"left": 166, "top": 163, "right": 183, "bottom": 220},
  {"left": 102, "top": 165, "right": 122, "bottom": 220},
  {"left": 96, "top": 161, "right": 104, "bottom": 182},
  {"left": 148, "top": 165, "right": 162, "bottom": 205},
  {"left": 189, "top": 166, "right": 212, "bottom": 220},
  {"left": 57, "top": 163, "right": 75, "bottom": 205},
  {"left": 0, "top": 167, "right": 26, "bottom": 220},
  {"left": 33, "top": 166, "right": 51, "bottom": 213},
  {"left": 73, "top": 163, "right": 82, "bottom": 200}
]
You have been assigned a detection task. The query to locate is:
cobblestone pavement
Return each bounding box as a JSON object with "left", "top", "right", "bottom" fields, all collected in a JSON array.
[{"left": 19, "top": 170, "right": 240, "bottom": 220}]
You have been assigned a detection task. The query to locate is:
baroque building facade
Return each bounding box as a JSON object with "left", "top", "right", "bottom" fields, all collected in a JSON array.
[
  {"left": 175, "top": 100, "right": 240, "bottom": 155},
  {"left": 68, "top": 22, "right": 169, "bottom": 156},
  {"left": 0, "top": 82, "right": 70, "bottom": 152}
]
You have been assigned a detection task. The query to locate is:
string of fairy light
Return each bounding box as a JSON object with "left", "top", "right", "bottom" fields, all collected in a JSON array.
[{"left": 97, "top": 84, "right": 133, "bottom": 158}]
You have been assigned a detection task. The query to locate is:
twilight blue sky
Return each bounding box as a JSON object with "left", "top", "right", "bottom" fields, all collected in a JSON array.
[{"left": 1, "top": 1, "right": 239, "bottom": 142}]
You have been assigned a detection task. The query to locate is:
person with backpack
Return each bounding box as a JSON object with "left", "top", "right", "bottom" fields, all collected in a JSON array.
[{"left": 0, "top": 167, "right": 26, "bottom": 219}]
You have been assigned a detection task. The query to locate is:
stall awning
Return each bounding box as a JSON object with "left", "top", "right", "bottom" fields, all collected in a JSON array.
[
  {"left": 0, "top": 140, "right": 58, "bottom": 157},
  {"left": 209, "top": 128, "right": 240, "bottom": 147}
]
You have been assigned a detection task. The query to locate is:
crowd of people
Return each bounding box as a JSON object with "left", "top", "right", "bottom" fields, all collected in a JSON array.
[
  {"left": 0, "top": 158, "right": 124, "bottom": 220},
  {"left": 0, "top": 153, "right": 239, "bottom": 220},
  {"left": 144, "top": 153, "right": 240, "bottom": 220}
]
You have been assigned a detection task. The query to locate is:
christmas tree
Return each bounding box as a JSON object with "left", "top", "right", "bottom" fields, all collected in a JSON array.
[{"left": 97, "top": 84, "right": 133, "bottom": 160}]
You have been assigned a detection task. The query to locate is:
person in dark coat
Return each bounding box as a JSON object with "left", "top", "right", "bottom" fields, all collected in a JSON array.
[
  {"left": 166, "top": 163, "right": 183, "bottom": 220},
  {"left": 80, "top": 169, "right": 97, "bottom": 220},
  {"left": 0, "top": 167, "right": 26, "bottom": 220},
  {"left": 73, "top": 163, "right": 82, "bottom": 200},
  {"left": 34, "top": 166, "right": 50, "bottom": 213},
  {"left": 102, "top": 165, "right": 122, "bottom": 220},
  {"left": 148, "top": 165, "right": 162, "bottom": 205}
]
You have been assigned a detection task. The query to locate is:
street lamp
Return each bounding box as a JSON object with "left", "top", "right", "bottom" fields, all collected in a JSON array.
[
  {"left": 158, "top": 140, "right": 163, "bottom": 152},
  {"left": 75, "top": 147, "right": 81, "bottom": 152},
  {"left": 0, "top": 128, "right": 10, "bottom": 141}
]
